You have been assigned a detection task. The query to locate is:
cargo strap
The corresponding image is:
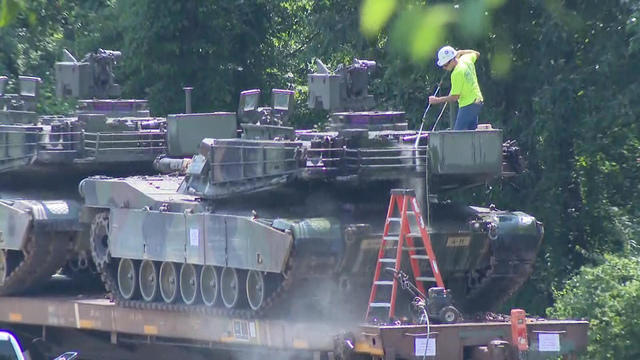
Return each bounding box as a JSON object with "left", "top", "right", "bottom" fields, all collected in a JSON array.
[{"left": 365, "top": 189, "right": 445, "bottom": 321}]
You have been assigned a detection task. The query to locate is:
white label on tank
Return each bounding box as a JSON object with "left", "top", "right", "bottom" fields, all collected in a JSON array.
[
  {"left": 414, "top": 337, "right": 436, "bottom": 356},
  {"left": 538, "top": 333, "right": 560, "bottom": 352},
  {"left": 189, "top": 228, "right": 199, "bottom": 247}
]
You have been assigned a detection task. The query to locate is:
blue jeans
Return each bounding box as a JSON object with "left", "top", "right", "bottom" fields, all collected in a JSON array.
[{"left": 454, "top": 102, "right": 483, "bottom": 130}]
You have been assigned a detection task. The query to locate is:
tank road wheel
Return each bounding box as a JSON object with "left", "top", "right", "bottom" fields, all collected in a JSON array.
[
  {"left": 90, "top": 212, "right": 111, "bottom": 270},
  {"left": 246, "top": 270, "right": 265, "bottom": 311},
  {"left": 139, "top": 260, "right": 158, "bottom": 302},
  {"left": 200, "top": 265, "right": 219, "bottom": 306},
  {"left": 117, "top": 258, "right": 138, "bottom": 300},
  {"left": 179, "top": 263, "right": 198, "bottom": 305},
  {"left": 220, "top": 267, "right": 246, "bottom": 309},
  {"left": 159, "top": 262, "right": 179, "bottom": 303}
]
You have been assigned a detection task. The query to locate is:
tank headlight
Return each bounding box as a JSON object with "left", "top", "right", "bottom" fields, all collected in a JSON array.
[{"left": 519, "top": 215, "right": 535, "bottom": 225}]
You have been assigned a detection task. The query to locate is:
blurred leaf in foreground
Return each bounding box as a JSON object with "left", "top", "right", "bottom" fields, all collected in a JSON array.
[
  {"left": 360, "top": 0, "right": 397, "bottom": 38},
  {"left": 0, "top": 0, "right": 23, "bottom": 27}
]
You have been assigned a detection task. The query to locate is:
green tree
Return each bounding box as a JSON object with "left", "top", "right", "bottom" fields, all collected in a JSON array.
[{"left": 548, "top": 255, "right": 640, "bottom": 359}]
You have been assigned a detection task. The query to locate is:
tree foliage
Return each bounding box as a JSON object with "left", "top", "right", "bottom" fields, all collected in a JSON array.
[{"left": 548, "top": 255, "right": 640, "bottom": 360}]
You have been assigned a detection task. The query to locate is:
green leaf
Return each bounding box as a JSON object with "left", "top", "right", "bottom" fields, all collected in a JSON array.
[
  {"left": 390, "top": 5, "right": 454, "bottom": 63},
  {"left": 0, "top": 0, "right": 23, "bottom": 27},
  {"left": 359, "top": 0, "right": 397, "bottom": 38},
  {"left": 490, "top": 49, "right": 511, "bottom": 78},
  {"left": 411, "top": 6, "right": 454, "bottom": 62}
]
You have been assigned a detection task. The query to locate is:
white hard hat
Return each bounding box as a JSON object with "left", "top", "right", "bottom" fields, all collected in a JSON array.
[{"left": 436, "top": 45, "right": 457, "bottom": 67}]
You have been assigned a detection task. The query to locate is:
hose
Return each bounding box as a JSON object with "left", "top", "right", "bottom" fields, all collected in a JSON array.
[
  {"left": 430, "top": 102, "right": 448, "bottom": 131},
  {"left": 421, "top": 302, "right": 431, "bottom": 360},
  {"left": 414, "top": 74, "right": 447, "bottom": 148}
]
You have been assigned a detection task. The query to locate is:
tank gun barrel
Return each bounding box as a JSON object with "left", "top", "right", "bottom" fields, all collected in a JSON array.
[
  {"left": 154, "top": 155, "right": 191, "bottom": 174},
  {"left": 83, "top": 49, "right": 122, "bottom": 62},
  {"left": 353, "top": 58, "right": 376, "bottom": 70}
]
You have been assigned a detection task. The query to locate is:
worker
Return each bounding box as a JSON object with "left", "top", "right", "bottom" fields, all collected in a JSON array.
[{"left": 428, "top": 45, "right": 484, "bottom": 130}]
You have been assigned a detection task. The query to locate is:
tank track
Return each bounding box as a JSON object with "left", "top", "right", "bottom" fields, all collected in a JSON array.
[
  {"left": 100, "top": 256, "right": 296, "bottom": 319},
  {"left": 0, "top": 231, "right": 72, "bottom": 295},
  {"left": 462, "top": 257, "right": 534, "bottom": 312},
  {"left": 92, "top": 212, "right": 298, "bottom": 319}
]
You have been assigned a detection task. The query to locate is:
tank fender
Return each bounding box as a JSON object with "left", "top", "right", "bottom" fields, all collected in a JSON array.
[
  {"left": 492, "top": 211, "right": 544, "bottom": 263},
  {"left": 79, "top": 176, "right": 160, "bottom": 209},
  {"left": 0, "top": 199, "right": 82, "bottom": 251}
]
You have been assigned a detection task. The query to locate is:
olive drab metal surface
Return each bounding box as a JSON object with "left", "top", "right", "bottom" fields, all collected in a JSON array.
[
  {"left": 0, "top": 75, "right": 42, "bottom": 172},
  {"left": 237, "top": 88, "right": 296, "bottom": 140},
  {"left": 307, "top": 58, "right": 376, "bottom": 112},
  {"left": 167, "top": 112, "right": 237, "bottom": 157},
  {"left": 428, "top": 129, "right": 503, "bottom": 175},
  {"left": 177, "top": 138, "right": 303, "bottom": 199}
]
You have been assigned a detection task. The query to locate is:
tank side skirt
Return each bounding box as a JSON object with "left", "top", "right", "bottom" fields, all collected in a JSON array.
[
  {"left": 108, "top": 208, "right": 292, "bottom": 273},
  {"left": 0, "top": 201, "right": 31, "bottom": 250}
]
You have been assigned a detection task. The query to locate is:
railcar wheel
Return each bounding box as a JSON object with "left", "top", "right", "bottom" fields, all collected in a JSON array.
[
  {"left": 200, "top": 265, "right": 218, "bottom": 306},
  {"left": 139, "top": 260, "right": 158, "bottom": 302},
  {"left": 179, "top": 263, "right": 198, "bottom": 305},
  {"left": 117, "top": 258, "right": 138, "bottom": 300},
  {"left": 220, "top": 267, "right": 245, "bottom": 309},
  {"left": 246, "top": 270, "right": 265, "bottom": 311},
  {"left": 159, "top": 262, "right": 179, "bottom": 303}
]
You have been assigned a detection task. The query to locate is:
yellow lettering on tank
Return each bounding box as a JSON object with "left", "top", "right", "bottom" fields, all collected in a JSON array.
[
  {"left": 306, "top": 218, "right": 331, "bottom": 231},
  {"left": 143, "top": 325, "right": 158, "bottom": 335},
  {"left": 446, "top": 236, "right": 471, "bottom": 247},
  {"left": 79, "top": 320, "right": 95, "bottom": 329}
]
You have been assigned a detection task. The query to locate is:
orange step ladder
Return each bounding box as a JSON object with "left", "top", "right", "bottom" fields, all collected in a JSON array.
[{"left": 365, "top": 189, "right": 445, "bottom": 321}]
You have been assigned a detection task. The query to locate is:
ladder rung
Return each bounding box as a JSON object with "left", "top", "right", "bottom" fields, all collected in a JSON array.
[
  {"left": 404, "top": 247, "right": 425, "bottom": 251},
  {"left": 406, "top": 211, "right": 415, "bottom": 215},
  {"left": 387, "top": 217, "right": 401, "bottom": 222},
  {"left": 407, "top": 233, "right": 422, "bottom": 237},
  {"left": 416, "top": 276, "right": 436, "bottom": 282},
  {"left": 369, "top": 303, "right": 391, "bottom": 308},
  {"left": 383, "top": 236, "right": 400, "bottom": 241},
  {"left": 374, "top": 281, "right": 394, "bottom": 286},
  {"left": 411, "top": 254, "right": 430, "bottom": 260},
  {"left": 378, "top": 258, "right": 397, "bottom": 263}
]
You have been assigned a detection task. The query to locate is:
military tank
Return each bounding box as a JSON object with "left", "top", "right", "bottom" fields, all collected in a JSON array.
[
  {"left": 78, "top": 58, "right": 542, "bottom": 320},
  {"left": 0, "top": 49, "right": 234, "bottom": 295}
]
